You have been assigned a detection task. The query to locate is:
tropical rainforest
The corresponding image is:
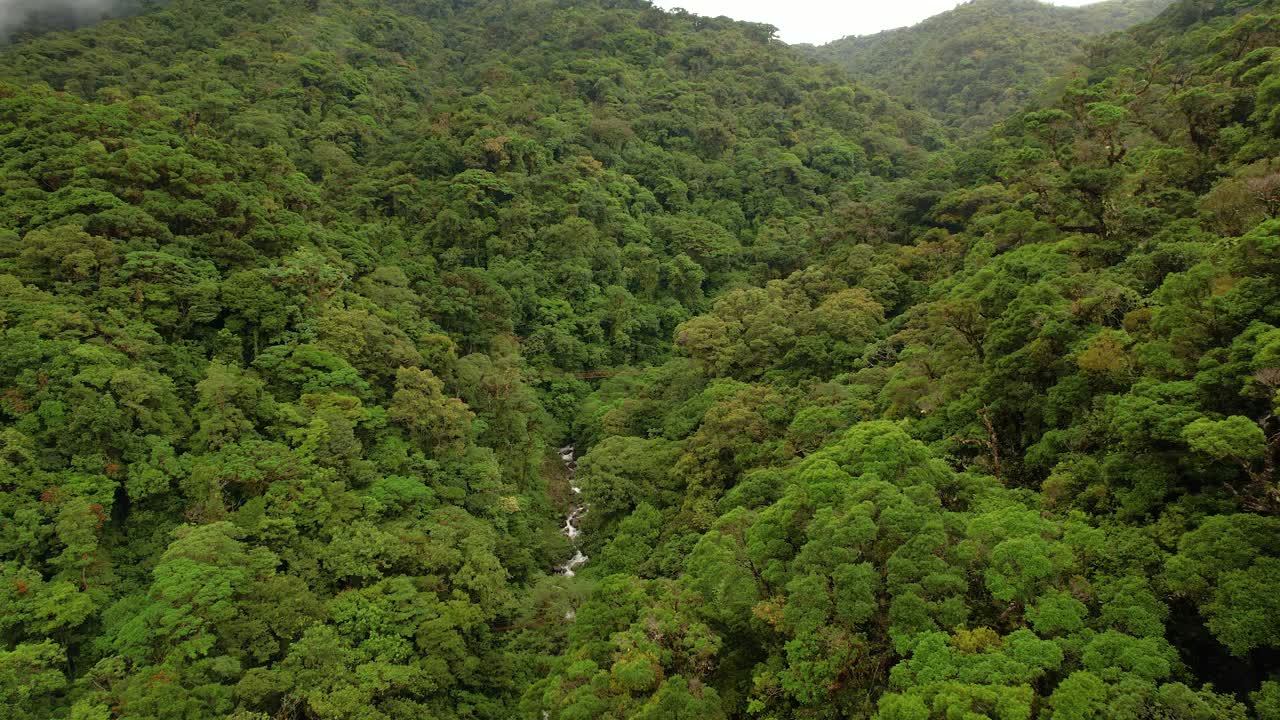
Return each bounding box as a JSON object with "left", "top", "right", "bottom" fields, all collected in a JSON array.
[
  {"left": 0, "top": 0, "right": 1278, "bottom": 718},
  {"left": 804, "top": 0, "right": 1177, "bottom": 133}
]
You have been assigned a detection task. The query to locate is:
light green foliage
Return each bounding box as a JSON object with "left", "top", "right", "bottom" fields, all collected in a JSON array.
[
  {"left": 1, "top": 0, "right": 1280, "bottom": 718},
  {"left": 1184, "top": 416, "right": 1268, "bottom": 463},
  {"left": 0, "top": 641, "right": 67, "bottom": 720},
  {"left": 389, "top": 366, "right": 474, "bottom": 455}
]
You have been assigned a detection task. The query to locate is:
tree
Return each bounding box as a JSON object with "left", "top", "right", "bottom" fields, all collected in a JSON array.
[
  {"left": 388, "top": 367, "right": 474, "bottom": 455},
  {"left": 1166, "top": 514, "right": 1280, "bottom": 656}
]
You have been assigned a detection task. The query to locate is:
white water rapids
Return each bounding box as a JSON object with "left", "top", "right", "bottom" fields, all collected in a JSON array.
[{"left": 556, "top": 445, "right": 589, "bottom": 577}]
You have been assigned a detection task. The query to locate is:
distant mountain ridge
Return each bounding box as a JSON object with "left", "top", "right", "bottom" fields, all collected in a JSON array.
[{"left": 803, "top": 0, "right": 1176, "bottom": 132}]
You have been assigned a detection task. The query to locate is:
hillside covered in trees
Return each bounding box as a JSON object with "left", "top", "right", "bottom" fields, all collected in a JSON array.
[
  {"left": 804, "top": 0, "right": 1176, "bottom": 132},
  {"left": 1, "top": 0, "right": 1279, "bottom": 719}
]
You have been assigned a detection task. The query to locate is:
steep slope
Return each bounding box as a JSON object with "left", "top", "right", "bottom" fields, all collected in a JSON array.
[
  {"left": 806, "top": 0, "right": 1174, "bottom": 133},
  {"left": 535, "top": 0, "right": 1280, "bottom": 716},
  {"left": 0, "top": 1, "right": 943, "bottom": 718}
]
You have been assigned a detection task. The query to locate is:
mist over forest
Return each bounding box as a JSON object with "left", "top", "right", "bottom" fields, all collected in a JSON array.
[{"left": 0, "top": 0, "right": 145, "bottom": 41}]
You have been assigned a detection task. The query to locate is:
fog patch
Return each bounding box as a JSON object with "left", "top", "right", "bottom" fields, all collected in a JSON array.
[{"left": 0, "top": 0, "right": 130, "bottom": 41}]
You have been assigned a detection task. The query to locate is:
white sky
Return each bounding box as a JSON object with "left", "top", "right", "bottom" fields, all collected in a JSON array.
[{"left": 650, "top": 0, "right": 1108, "bottom": 45}]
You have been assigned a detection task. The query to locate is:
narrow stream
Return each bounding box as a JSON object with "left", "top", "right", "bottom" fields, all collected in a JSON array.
[{"left": 556, "top": 445, "right": 589, "bottom": 577}]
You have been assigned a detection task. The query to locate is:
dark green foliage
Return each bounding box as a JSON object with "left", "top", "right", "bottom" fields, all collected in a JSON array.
[
  {"left": 2, "top": 0, "right": 1280, "bottom": 718},
  {"left": 805, "top": 0, "right": 1176, "bottom": 133}
]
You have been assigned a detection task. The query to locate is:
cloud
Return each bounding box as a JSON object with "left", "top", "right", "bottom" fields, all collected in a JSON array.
[{"left": 0, "top": 0, "right": 124, "bottom": 39}]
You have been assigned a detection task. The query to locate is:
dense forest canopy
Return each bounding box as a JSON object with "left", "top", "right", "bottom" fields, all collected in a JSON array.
[
  {"left": 804, "top": 0, "right": 1177, "bottom": 133},
  {"left": 1, "top": 0, "right": 1278, "bottom": 719}
]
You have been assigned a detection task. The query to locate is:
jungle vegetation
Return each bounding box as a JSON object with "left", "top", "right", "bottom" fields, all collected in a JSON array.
[
  {"left": 1, "top": 0, "right": 1278, "bottom": 718},
  {"left": 804, "top": 0, "right": 1176, "bottom": 133}
]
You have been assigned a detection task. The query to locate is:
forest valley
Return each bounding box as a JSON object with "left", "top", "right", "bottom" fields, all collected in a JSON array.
[{"left": 1, "top": 0, "right": 1279, "bottom": 718}]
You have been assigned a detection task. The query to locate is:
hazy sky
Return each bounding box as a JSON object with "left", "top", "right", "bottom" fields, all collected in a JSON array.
[
  {"left": 650, "top": 0, "right": 1108, "bottom": 45},
  {"left": 0, "top": 0, "right": 118, "bottom": 37}
]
